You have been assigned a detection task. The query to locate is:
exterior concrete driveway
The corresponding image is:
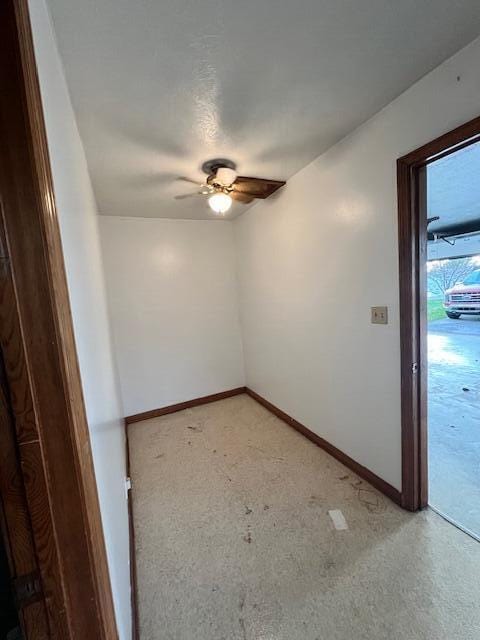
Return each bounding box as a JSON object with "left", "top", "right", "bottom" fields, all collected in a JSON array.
[{"left": 428, "top": 315, "right": 480, "bottom": 538}]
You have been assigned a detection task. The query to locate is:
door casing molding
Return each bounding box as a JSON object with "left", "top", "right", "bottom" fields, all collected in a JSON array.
[{"left": 397, "top": 115, "right": 480, "bottom": 511}]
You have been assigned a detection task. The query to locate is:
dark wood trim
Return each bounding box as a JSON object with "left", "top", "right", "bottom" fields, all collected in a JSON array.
[
  {"left": 397, "top": 159, "right": 424, "bottom": 511},
  {"left": 0, "top": 212, "right": 63, "bottom": 639},
  {"left": 125, "top": 387, "right": 247, "bottom": 424},
  {"left": 397, "top": 114, "right": 480, "bottom": 512},
  {"left": 125, "top": 421, "right": 139, "bottom": 640},
  {"left": 127, "top": 486, "right": 139, "bottom": 640},
  {"left": 0, "top": 1, "right": 118, "bottom": 637},
  {"left": 245, "top": 388, "right": 402, "bottom": 506},
  {"left": 398, "top": 115, "right": 480, "bottom": 167}
]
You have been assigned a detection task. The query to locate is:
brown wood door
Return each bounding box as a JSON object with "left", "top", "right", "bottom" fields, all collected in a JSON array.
[
  {"left": 0, "top": 2, "right": 118, "bottom": 636},
  {"left": 0, "top": 349, "right": 50, "bottom": 638}
]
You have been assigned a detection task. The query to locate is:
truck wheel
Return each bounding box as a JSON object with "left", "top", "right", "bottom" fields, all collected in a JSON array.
[{"left": 446, "top": 311, "right": 461, "bottom": 319}]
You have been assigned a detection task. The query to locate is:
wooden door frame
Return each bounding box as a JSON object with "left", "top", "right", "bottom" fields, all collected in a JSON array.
[
  {"left": 397, "top": 115, "right": 480, "bottom": 512},
  {"left": 0, "top": 1, "right": 118, "bottom": 638}
]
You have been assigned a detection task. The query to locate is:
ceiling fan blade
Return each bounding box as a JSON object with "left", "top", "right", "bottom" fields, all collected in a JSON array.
[
  {"left": 174, "top": 192, "right": 205, "bottom": 200},
  {"left": 234, "top": 176, "right": 286, "bottom": 199},
  {"left": 231, "top": 191, "right": 255, "bottom": 204},
  {"left": 177, "top": 176, "right": 204, "bottom": 186}
]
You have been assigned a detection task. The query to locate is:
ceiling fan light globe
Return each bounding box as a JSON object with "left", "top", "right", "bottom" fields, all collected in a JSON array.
[
  {"left": 208, "top": 192, "right": 232, "bottom": 214},
  {"left": 216, "top": 167, "right": 237, "bottom": 186}
]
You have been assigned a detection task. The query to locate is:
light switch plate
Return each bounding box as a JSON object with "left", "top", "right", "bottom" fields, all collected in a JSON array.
[{"left": 371, "top": 306, "right": 388, "bottom": 324}]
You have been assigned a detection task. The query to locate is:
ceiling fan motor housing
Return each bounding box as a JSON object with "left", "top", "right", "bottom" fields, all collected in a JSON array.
[
  {"left": 202, "top": 159, "right": 237, "bottom": 191},
  {"left": 201, "top": 158, "right": 237, "bottom": 177}
]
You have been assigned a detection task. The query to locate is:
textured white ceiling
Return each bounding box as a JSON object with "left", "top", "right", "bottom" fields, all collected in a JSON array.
[{"left": 47, "top": 0, "right": 480, "bottom": 220}]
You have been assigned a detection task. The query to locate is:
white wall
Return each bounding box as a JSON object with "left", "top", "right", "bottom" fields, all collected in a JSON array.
[
  {"left": 28, "top": 2, "right": 131, "bottom": 637},
  {"left": 235, "top": 36, "right": 480, "bottom": 491},
  {"left": 99, "top": 217, "right": 245, "bottom": 417}
]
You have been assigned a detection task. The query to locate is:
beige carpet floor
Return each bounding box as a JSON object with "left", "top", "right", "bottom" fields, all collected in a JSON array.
[{"left": 128, "top": 394, "right": 480, "bottom": 640}]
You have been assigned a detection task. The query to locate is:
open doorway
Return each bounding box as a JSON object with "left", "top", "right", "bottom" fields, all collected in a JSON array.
[
  {"left": 426, "top": 142, "right": 480, "bottom": 539},
  {"left": 398, "top": 116, "right": 480, "bottom": 522}
]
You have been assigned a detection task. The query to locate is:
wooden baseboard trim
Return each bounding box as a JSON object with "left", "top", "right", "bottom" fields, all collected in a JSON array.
[
  {"left": 124, "top": 421, "right": 139, "bottom": 640},
  {"left": 245, "top": 388, "right": 402, "bottom": 506},
  {"left": 127, "top": 483, "right": 139, "bottom": 640},
  {"left": 125, "top": 387, "right": 247, "bottom": 425}
]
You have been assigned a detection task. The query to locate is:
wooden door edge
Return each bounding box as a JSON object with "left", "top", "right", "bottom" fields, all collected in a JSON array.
[{"left": 1, "top": 1, "right": 119, "bottom": 637}]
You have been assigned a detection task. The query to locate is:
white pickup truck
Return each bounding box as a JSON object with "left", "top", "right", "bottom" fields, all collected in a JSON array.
[{"left": 444, "top": 269, "right": 480, "bottom": 319}]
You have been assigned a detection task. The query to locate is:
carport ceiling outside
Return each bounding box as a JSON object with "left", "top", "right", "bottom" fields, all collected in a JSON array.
[
  {"left": 428, "top": 141, "right": 480, "bottom": 238},
  {"left": 47, "top": 0, "right": 480, "bottom": 220}
]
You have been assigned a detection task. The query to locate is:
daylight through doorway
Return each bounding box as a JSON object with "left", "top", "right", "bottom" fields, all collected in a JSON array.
[{"left": 426, "top": 141, "right": 480, "bottom": 540}]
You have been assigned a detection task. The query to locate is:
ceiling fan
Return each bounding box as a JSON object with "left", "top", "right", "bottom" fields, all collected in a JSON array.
[{"left": 175, "top": 159, "right": 286, "bottom": 214}]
